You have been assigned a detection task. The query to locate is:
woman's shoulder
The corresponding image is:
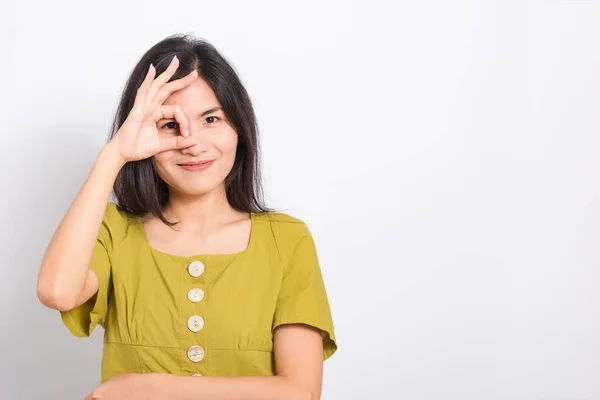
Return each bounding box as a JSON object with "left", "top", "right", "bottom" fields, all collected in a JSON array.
[
  {"left": 253, "top": 210, "right": 315, "bottom": 254},
  {"left": 98, "top": 202, "right": 137, "bottom": 243},
  {"left": 102, "top": 201, "right": 134, "bottom": 225},
  {"left": 254, "top": 210, "right": 311, "bottom": 234}
]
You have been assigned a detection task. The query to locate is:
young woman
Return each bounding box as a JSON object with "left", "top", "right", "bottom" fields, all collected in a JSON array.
[{"left": 37, "top": 34, "right": 337, "bottom": 400}]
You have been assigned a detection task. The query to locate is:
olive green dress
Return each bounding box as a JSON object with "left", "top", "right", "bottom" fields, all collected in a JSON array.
[{"left": 60, "top": 203, "right": 337, "bottom": 382}]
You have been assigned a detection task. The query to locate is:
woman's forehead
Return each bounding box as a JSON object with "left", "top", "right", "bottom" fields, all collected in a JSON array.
[{"left": 164, "top": 77, "right": 218, "bottom": 106}]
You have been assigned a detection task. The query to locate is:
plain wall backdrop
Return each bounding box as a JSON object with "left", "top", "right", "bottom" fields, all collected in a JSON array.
[{"left": 2, "top": 0, "right": 600, "bottom": 399}]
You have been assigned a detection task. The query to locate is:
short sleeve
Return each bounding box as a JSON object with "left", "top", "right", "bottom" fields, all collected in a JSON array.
[
  {"left": 59, "top": 205, "right": 114, "bottom": 338},
  {"left": 273, "top": 232, "right": 338, "bottom": 360}
]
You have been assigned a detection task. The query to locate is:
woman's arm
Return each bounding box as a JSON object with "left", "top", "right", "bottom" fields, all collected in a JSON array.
[
  {"left": 36, "top": 144, "right": 125, "bottom": 311},
  {"left": 160, "top": 376, "right": 310, "bottom": 400}
]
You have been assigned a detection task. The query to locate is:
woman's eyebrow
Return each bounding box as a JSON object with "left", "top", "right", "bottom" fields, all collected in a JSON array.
[{"left": 200, "top": 106, "right": 223, "bottom": 117}]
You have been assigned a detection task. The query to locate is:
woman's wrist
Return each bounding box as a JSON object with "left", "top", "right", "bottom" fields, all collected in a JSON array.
[{"left": 99, "top": 141, "right": 128, "bottom": 172}]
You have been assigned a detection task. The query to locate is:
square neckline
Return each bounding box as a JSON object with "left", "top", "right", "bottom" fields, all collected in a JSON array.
[{"left": 133, "top": 211, "right": 257, "bottom": 260}]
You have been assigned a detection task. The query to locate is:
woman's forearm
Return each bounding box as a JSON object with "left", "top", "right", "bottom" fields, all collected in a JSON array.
[{"left": 154, "top": 373, "right": 313, "bottom": 400}]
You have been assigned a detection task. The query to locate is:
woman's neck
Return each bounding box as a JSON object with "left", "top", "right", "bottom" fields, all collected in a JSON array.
[{"left": 162, "top": 186, "right": 242, "bottom": 232}]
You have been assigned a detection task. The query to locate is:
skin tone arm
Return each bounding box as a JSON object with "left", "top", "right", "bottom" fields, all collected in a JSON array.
[
  {"left": 36, "top": 56, "right": 198, "bottom": 311},
  {"left": 36, "top": 144, "right": 125, "bottom": 311},
  {"left": 85, "top": 324, "right": 325, "bottom": 400}
]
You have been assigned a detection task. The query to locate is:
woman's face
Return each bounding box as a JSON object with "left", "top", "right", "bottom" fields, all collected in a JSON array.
[{"left": 153, "top": 76, "right": 238, "bottom": 198}]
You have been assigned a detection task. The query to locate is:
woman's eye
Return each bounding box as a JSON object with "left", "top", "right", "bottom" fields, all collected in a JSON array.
[
  {"left": 161, "top": 121, "right": 179, "bottom": 130},
  {"left": 205, "top": 116, "right": 221, "bottom": 124}
]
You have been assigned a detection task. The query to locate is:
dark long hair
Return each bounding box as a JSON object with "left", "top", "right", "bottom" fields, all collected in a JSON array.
[{"left": 108, "top": 34, "right": 271, "bottom": 225}]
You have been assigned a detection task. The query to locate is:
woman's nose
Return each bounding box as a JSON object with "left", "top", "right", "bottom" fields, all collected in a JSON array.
[{"left": 180, "top": 125, "right": 209, "bottom": 155}]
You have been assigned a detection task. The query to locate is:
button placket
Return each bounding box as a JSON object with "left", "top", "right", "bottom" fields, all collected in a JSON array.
[{"left": 186, "top": 260, "right": 207, "bottom": 371}]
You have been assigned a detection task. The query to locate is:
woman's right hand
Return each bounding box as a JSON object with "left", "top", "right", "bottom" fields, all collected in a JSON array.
[{"left": 109, "top": 55, "right": 198, "bottom": 163}]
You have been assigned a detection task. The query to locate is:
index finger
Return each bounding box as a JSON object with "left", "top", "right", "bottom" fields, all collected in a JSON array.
[
  {"left": 144, "top": 55, "right": 181, "bottom": 110},
  {"left": 153, "top": 69, "right": 198, "bottom": 110},
  {"left": 154, "top": 104, "right": 190, "bottom": 137}
]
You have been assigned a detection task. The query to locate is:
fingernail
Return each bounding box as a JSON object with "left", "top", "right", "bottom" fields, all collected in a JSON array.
[{"left": 172, "top": 55, "right": 178, "bottom": 62}]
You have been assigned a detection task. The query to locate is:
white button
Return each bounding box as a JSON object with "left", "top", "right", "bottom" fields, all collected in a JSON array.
[
  {"left": 187, "top": 345, "right": 204, "bottom": 362},
  {"left": 192, "top": 373, "right": 202, "bottom": 376},
  {"left": 188, "top": 261, "right": 205, "bottom": 277},
  {"left": 187, "top": 288, "right": 205, "bottom": 303},
  {"left": 187, "top": 315, "right": 205, "bottom": 332}
]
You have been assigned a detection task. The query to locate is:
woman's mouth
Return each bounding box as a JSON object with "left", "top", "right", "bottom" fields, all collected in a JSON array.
[{"left": 177, "top": 160, "right": 215, "bottom": 172}]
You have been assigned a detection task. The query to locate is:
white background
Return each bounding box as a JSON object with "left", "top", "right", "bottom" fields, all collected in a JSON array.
[{"left": 2, "top": 0, "right": 600, "bottom": 399}]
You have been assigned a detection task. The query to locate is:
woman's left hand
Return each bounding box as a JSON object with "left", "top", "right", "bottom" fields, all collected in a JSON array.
[{"left": 84, "top": 373, "right": 160, "bottom": 400}]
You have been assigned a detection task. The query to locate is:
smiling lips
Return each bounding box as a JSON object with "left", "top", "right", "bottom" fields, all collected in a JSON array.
[{"left": 178, "top": 160, "right": 215, "bottom": 172}]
